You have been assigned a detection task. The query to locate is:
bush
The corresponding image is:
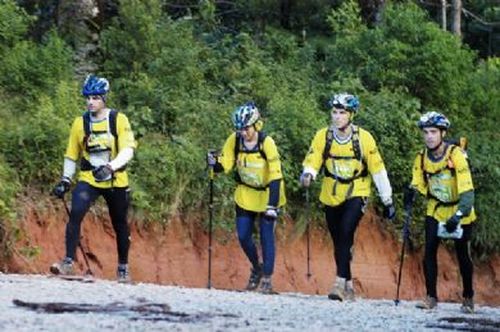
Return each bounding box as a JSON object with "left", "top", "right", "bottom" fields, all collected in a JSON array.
[
  {"left": 0, "top": 154, "right": 20, "bottom": 264},
  {"left": 0, "top": 0, "right": 498, "bottom": 258},
  {"left": 0, "top": 81, "right": 80, "bottom": 185},
  {"left": 325, "top": 2, "right": 476, "bottom": 111}
]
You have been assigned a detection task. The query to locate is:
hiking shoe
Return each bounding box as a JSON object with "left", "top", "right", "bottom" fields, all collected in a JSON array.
[
  {"left": 328, "top": 277, "right": 346, "bottom": 301},
  {"left": 416, "top": 295, "right": 437, "bottom": 309},
  {"left": 50, "top": 257, "right": 74, "bottom": 275},
  {"left": 345, "top": 279, "right": 355, "bottom": 301},
  {"left": 117, "top": 264, "right": 131, "bottom": 283},
  {"left": 246, "top": 266, "right": 263, "bottom": 291},
  {"left": 259, "top": 276, "right": 274, "bottom": 294},
  {"left": 460, "top": 298, "right": 474, "bottom": 314}
]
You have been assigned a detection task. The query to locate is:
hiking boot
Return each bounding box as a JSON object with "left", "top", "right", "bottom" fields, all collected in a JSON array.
[
  {"left": 345, "top": 279, "right": 355, "bottom": 301},
  {"left": 246, "top": 266, "right": 263, "bottom": 291},
  {"left": 50, "top": 257, "right": 74, "bottom": 275},
  {"left": 460, "top": 298, "right": 474, "bottom": 314},
  {"left": 117, "top": 264, "right": 131, "bottom": 283},
  {"left": 416, "top": 295, "right": 438, "bottom": 309},
  {"left": 328, "top": 277, "right": 346, "bottom": 301},
  {"left": 259, "top": 276, "right": 274, "bottom": 294}
]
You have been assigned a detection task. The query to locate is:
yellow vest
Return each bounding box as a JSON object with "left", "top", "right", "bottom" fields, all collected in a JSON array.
[
  {"left": 303, "top": 126, "right": 386, "bottom": 207},
  {"left": 218, "top": 132, "right": 286, "bottom": 212},
  {"left": 64, "top": 110, "right": 137, "bottom": 188},
  {"left": 411, "top": 144, "right": 476, "bottom": 224}
]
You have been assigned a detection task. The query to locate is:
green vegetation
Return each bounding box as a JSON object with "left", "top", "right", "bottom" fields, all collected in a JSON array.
[{"left": 0, "top": 0, "right": 499, "bottom": 260}]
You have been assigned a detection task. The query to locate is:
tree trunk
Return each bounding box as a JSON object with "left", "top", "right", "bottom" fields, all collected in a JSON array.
[
  {"left": 451, "top": 0, "right": 462, "bottom": 37},
  {"left": 358, "top": 0, "right": 386, "bottom": 27},
  {"left": 441, "top": 0, "right": 447, "bottom": 30},
  {"left": 280, "top": 0, "right": 294, "bottom": 29},
  {"left": 57, "top": 0, "right": 100, "bottom": 78}
]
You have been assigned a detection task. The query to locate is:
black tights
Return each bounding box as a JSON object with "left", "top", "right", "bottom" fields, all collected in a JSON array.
[
  {"left": 66, "top": 181, "right": 130, "bottom": 265},
  {"left": 325, "top": 197, "right": 365, "bottom": 280},
  {"left": 423, "top": 217, "right": 474, "bottom": 299}
]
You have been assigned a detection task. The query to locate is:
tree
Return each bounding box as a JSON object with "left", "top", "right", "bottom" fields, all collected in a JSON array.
[
  {"left": 452, "top": 0, "right": 462, "bottom": 37},
  {"left": 358, "top": 0, "right": 386, "bottom": 26},
  {"left": 56, "top": 0, "right": 100, "bottom": 77}
]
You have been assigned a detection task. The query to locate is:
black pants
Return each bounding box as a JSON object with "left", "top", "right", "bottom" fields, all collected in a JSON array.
[
  {"left": 66, "top": 181, "right": 130, "bottom": 265},
  {"left": 235, "top": 205, "right": 276, "bottom": 276},
  {"left": 423, "top": 216, "right": 474, "bottom": 299},
  {"left": 325, "top": 197, "right": 366, "bottom": 280}
]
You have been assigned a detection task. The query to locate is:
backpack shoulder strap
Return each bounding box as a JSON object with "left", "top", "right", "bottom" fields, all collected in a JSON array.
[
  {"left": 234, "top": 132, "right": 241, "bottom": 159},
  {"left": 109, "top": 109, "right": 118, "bottom": 138},
  {"left": 419, "top": 148, "right": 425, "bottom": 170},
  {"left": 83, "top": 110, "right": 119, "bottom": 137},
  {"left": 322, "top": 127, "right": 334, "bottom": 162},
  {"left": 233, "top": 131, "right": 268, "bottom": 160},
  {"left": 83, "top": 111, "right": 92, "bottom": 136},
  {"left": 447, "top": 144, "right": 459, "bottom": 169},
  {"left": 258, "top": 131, "right": 268, "bottom": 160},
  {"left": 418, "top": 148, "right": 427, "bottom": 184},
  {"left": 351, "top": 125, "right": 362, "bottom": 162}
]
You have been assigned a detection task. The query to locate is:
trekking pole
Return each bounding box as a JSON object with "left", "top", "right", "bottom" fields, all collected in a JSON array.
[
  {"left": 394, "top": 206, "right": 412, "bottom": 306},
  {"left": 207, "top": 163, "right": 215, "bottom": 289},
  {"left": 305, "top": 187, "right": 312, "bottom": 278},
  {"left": 61, "top": 196, "right": 93, "bottom": 276}
]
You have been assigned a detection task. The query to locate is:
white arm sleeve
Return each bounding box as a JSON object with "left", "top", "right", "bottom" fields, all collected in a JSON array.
[
  {"left": 108, "top": 147, "right": 134, "bottom": 171},
  {"left": 63, "top": 158, "right": 77, "bottom": 180},
  {"left": 303, "top": 166, "right": 318, "bottom": 180},
  {"left": 372, "top": 169, "right": 393, "bottom": 206}
]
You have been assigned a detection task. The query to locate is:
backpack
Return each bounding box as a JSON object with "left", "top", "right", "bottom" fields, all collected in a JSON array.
[
  {"left": 419, "top": 137, "right": 469, "bottom": 204},
  {"left": 81, "top": 109, "right": 124, "bottom": 171},
  {"left": 83, "top": 109, "right": 119, "bottom": 149},
  {"left": 234, "top": 131, "right": 268, "bottom": 161},
  {"left": 233, "top": 131, "right": 268, "bottom": 190},
  {"left": 322, "top": 125, "right": 368, "bottom": 183}
]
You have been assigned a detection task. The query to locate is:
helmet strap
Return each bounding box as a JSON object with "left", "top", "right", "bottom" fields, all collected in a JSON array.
[{"left": 428, "top": 130, "right": 446, "bottom": 153}]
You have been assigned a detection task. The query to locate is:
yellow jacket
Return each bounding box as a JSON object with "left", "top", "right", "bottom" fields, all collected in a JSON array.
[
  {"left": 303, "top": 126, "right": 387, "bottom": 207},
  {"left": 65, "top": 111, "right": 137, "bottom": 188},
  {"left": 411, "top": 144, "right": 476, "bottom": 224},
  {"left": 218, "top": 132, "right": 286, "bottom": 212}
]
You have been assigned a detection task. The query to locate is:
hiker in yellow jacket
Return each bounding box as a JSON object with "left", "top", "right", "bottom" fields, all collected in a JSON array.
[
  {"left": 207, "top": 101, "right": 286, "bottom": 294},
  {"left": 408, "top": 111, "right": 476, "bottom": 313},
  {"left": 51, "top": 75, "right": 137, "bottom": 282},
  {"left": 300, "top": 93, "right": 395, "bottom": 301}
]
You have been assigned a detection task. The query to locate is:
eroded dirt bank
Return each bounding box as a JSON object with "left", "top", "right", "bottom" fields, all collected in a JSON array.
[{"left": 7, "top": 201, "right": 500, "bottom": 305}]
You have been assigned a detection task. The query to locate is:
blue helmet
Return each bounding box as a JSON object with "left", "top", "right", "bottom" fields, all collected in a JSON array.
[
  {"left": 232, "top": 102, "right": 260, "bottom": 130},
  {"left": 417, "top": 111, "right": 450, "bottom": 130},
  {"left": 327, "top": 93, "right": 360, "bottom": 113},
  {"left": 82, "top": 75, "right": 110, "bottom": 96}
]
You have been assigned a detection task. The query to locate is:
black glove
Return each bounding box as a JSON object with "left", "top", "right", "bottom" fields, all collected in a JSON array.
[
  {"left": 52, "top": 177, "right": 71, "bottom": 199},
  {"left": 445, "top": 214, "right": 461, "bottom": 233},
  {"left": 92, "top": 165, "right": 113, "bottom": 182},
  {"left": 403, "top": 185, "right": 417, "bottom": 211},
  {"left": 206, "top": 150, "right": 219, "bottom": 167},
  {"left": 383, "top": 203, "right": 396, "bottom": 221}
]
